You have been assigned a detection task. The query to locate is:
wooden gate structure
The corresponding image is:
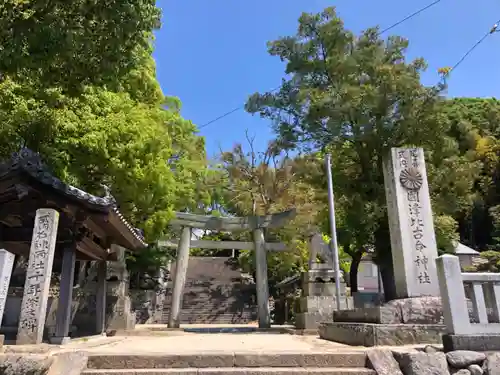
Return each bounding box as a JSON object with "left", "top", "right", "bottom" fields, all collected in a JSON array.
[{"left": 160, "top": 210, "right": 296, "bottom": 328}]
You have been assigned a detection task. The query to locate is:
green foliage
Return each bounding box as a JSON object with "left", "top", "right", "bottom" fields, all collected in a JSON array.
[
  {"left": 0, "top": 0, "right": 161, "bottom": 91},
  {"left": 247, "top": 8, "right": 446, "bottom": 153},
  {"left": 469, "top": 250, "right": 500, "bottom": 273},
  {"left": 214, "top": 136, "right": 324, "bottom": 291},
  {"left": 189, "top": 231, "right": 239, "bottom": 257},
  {"left": 238, "top": 239, "right": 309, "bottom": 289},
  {"left": 0, "top": 81, "right": 206, "bottom": 241},
  {"left": 127, "top": 243, "right": 174, "bottom": 275},
  {"left": 437, "top": 98, "right": 500, "bottom": 252},
  {"left": 434, "top": 215, "right": 459, "bottom": 254}
]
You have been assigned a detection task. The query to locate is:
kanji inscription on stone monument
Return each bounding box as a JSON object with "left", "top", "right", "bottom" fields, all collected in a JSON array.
[
  {"left": 0, "top": 249, "right": 15, "bottom": 327},
  {"left": 383, "top": 148, "right": 439, "bottom": 298},
  {"left": 17, "top": 209, "right": 59, "bottom": 345}
]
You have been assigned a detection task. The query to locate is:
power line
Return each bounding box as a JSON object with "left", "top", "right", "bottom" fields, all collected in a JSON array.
[
  {"left": 444, "top": 19, "right": 499, "bottom": 78},
  {"left": 198, "top": 107, "right": 242, "bottom": 129},
  {"left": 379, "top": 0, "right": 441, "bottom": 34},
  {"left": 413, "top": 18, "right": 500, "bottom": 120},
  {"left": 199, "top": 87, "right": 279, "bottom": 129},
  {"left": 198, "top": 0, "right": 442, "bottom": 130}
]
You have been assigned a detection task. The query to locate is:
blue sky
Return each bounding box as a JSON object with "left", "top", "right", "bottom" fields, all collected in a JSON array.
[{"left": 154, "top": 1, "right": 500, "bottom": 158}]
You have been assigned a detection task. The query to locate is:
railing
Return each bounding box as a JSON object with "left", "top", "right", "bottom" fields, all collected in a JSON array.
[{"left": 436, "top": 254, "right": 500, "bottom": 335}]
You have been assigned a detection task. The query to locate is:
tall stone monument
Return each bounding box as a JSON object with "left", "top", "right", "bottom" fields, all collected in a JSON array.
[
  {"left": 318, "top": 148, "right": 446, "bottom": 346},
  {"left": 17, "top": 209, "right": 59, "bottom": 345},
  {"left": 383, "top": 147, "right": 439, "bottom": 298},
  {"left": 0, "top": 249, "right": 15, "bottom": 327}
]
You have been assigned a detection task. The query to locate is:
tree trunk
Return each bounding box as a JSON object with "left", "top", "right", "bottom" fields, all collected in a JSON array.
[
  {"left": 349, "top": 252, "right": 362, "bottom": 293},
  {"left": 374, "top": 216, "right": 397, "bottom": 302},
  {"left": 379, "top": 263, "right": 396, "bottom": 301}
]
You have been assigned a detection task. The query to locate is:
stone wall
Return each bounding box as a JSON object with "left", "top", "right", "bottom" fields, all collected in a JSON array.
[
  {"left": 72, "top": 283, "right": 165, "bottom": 333},
  {"left": 1, "top": 287, "right": 80, "bottom": 338},
  {"left": 2, "top": 284, "right": 164, "bottom": 337}
]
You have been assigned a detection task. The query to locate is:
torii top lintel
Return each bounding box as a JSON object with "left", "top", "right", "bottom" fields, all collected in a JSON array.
[{"left": 170, "top": 209, "right": 297, "bottom": 231}]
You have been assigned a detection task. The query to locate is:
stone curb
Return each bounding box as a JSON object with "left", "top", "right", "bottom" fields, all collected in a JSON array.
[
  {"left": 86, "top": 352, "right": 369, "bottom": 369},
  {"left": 81, "top": 368, "right": 376, "bottom": 375}
]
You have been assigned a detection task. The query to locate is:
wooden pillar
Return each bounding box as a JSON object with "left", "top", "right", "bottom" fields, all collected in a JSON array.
[
  {"left": 253, "top": 227, "right": 270, "bottom": 328},
  {"left": 51, "top": 244, "right": 76, "bottom": 344},
  {"left": 168, "top": 226, "right": 191, "bottom": 328},
  {"left": 17, "top": 209, "right": 59, "bottom": 345},
  {"left": 95, "top": 260, "right": 107, "bottom": 334}
]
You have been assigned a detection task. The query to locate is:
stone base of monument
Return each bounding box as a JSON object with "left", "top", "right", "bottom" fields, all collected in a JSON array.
[
  {"left": 442, "top": 333, "right": 500, "bottom": 352},
  {"left": 296, "top": 311, "right": 331, "bottom": 330},
  {"left": 319, "top": 297, "right": 446, "bottom": 346},
  {"left": 295, "top": 296, "right": 352, "bottom": 330},
  {"left": 319, "top": 322, "right": 445, "bottom": 346}
]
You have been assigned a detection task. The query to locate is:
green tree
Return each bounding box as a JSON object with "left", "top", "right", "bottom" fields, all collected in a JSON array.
[
  {"left": 439, "top": 98, "right": 500, "bottom": 251},
  {"left": 216, "top": 134, "right": 324, "bottom": 292},
  {"left": 0, "top": 0, "right": 161, "bottom": 91},
  {"left": 0, "top": 81, "right": 207, "bottom": 242},
  {"left": 245, "top": 7, "right": 469, "bottom": 299}
]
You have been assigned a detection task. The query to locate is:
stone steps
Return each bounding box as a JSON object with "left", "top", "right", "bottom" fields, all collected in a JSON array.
[
  {"left": 82, "top": 368, "right": 375, "bottom": 375},
  {"left": 162, "top": 296, "right": 257, "bottom": 324},
  {"left": 82, "top": 353, "right": 374, "bottom": 375},
  {"left": 160, "top": 315, "right": 256, "bottom": 324},
  {"left": 84, "top": 353, "right": 372, "bottom": 370},
  {"left": 160, "top": 257, "right": 257, "bottom": 325},
  {"left": 162, "top": 303, "right": 256, "bottom": 317}
]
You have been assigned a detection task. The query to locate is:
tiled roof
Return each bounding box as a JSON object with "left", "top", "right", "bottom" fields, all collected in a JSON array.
[
  {"left": 454, "top": 241, "right": 480, "bottom": 255},
  {"left": 0, "top": 148, "right": 146, "bottom": 247},
  {"left": 2, "top": 148, "right": 113, "bottom": 207}
]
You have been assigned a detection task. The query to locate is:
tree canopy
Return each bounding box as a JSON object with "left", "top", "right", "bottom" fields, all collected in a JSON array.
[{"left": 0, "top": 0, "right": 161, "bottom": 91}]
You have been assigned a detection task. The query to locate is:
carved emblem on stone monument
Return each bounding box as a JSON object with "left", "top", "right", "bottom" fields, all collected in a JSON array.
[{"left": 399, "top": 167, "right": 423, "bottom": 191}]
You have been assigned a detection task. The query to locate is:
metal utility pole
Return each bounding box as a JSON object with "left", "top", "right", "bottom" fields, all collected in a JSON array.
[{"left": 325, "top": 154, "right": 342, "bottom": 310}]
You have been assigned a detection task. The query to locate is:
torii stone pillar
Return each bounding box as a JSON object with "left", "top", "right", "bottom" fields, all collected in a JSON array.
[
  {"left": 168, "top": 226, "right": 191, "bottom": 328},
  {"left": 253, "top": 227, "right": 270, "bottom": 328}
]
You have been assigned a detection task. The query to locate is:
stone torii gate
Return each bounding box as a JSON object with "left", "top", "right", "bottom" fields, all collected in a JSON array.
[{"left": 165, "top": 210, "right": 296, "bottom": 329}]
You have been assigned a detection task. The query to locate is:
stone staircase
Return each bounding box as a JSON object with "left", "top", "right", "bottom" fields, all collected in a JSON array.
[
  {"left": 162, "top": 257, "right": 257, "bottom": 324},
  {"left": 81, "top": 352, "right": 376, "bottom": 375}
]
